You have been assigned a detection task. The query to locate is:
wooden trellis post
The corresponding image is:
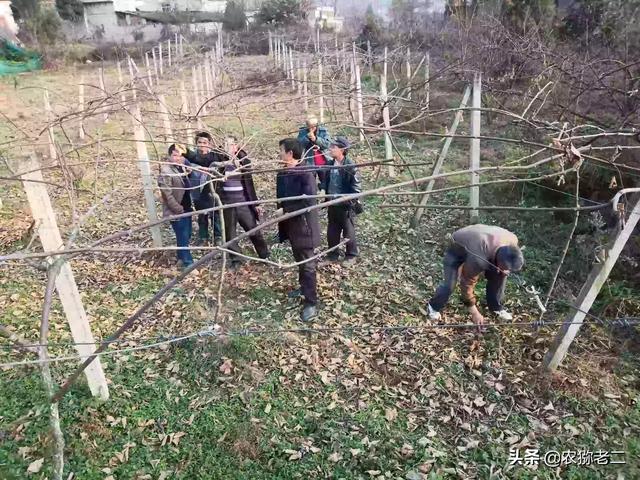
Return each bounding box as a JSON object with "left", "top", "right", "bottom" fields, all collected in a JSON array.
[
  {"left": 98, "top": 66, "right": 109, "bottom": 122},
  {"left": 425, "top": 52, "right": 430, "bottom": 111},
  {"left": 354, "top": 58, "right": 364, "bottom": 142},
  {"left": 268, "top": 31, "right": 273, "bottom": 57},
  {"left": 158, "top": 42, "right": 164, "bottom": 77},
  {"left": 18, "top": 154, "right": 110, "bottom": 399},
  {"left": 167, "top": 38, "right": 172, "bottom": 67},
  {"left": 78, "top": 76, "right": 85, "bottom": 140},
  {"left": 289, "top": 48, "right": 295, "bottom": 90},
  {"left": 174, "top": 32, "right": 179, "bottom": 59},
  {"left": 126, "top": 57, "right": 137, "bottom": 101},
  {"left": 116, "top": 60, "right": 126, "bottom": 102},
  {"left": 191, "top": 67, "right": 204, "bottom": 130},
  {"left": 381, "top": 47, "right": 394, "bottom": 177},
  {"left": 367, "top": 40, "right": 372, "bottom": 72},
  {"left": 406, "top": 48, "right": 412, "bottom": 100},
  {"left": 152, "top": 48, "right": 159, "bottom": 82},
  {"left": 296, "top": 57, "right": 302, "bottom": 96},
  {"left": 144, "top": 52, "right": 153, "bottom": 89},
  {"left": 410, "top": 85, "right": 472, "bottom": 228},
  {"left": 544, "top": 196, "right": 640, "bottom": 370},
  {"left": 303, "top": 60, "right": 309, "bottom": 112},
  {"left": 469, "top": 72, "right": 481, "bottom": 222},
  {"left": 180, "top": 79, "right": 194, "bottom": 146},
  {"left": 43, "top": 91, "right": 57, "bottom": 161},
  {"left": 157, "top": 94, "right": 173, "bottom": 143},
  {"left": 132, "top": 105, "right": 163, "bottom": 248},
  {"left": 179, "top": 34, "right": 184, "bottom": 57},
  {"left": 318, "top": 57, "right": 324, "bottom": 123}
]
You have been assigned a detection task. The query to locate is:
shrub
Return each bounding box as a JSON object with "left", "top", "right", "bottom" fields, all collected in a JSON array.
[
  {"left": 223, "top": 0, "right": 248, "bottom": 31},
  {"left": 255, "top": 0, "right": 308, "bottom": 26}
]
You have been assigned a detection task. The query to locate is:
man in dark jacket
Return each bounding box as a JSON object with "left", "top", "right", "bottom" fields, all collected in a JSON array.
[
  {"left": 182, "top": 131, "right": 224, "bottom": 245},
  {"left": 297, "top": 115, "right": 332, "bottom": 186},
  {"left": 427, "top": 224, "right": 525, "bottom": 328},
  {"left": 219, "top": 136, "right": 269, "bottom": 269},
  {"left": 276, "top": 138, "right": 321, "bottom": 322},
  {"left": 322, "top": 136, "right": 362, "bottom": 264}
]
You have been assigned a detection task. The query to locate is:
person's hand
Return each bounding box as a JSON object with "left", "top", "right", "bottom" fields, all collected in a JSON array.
[
  {"left": 307, "top": 131, "right": 316, "bottom": 142},
  {"left": 469, "top": 306, "right": 485, "bottom": 333},
  {"left": 274, "top": 208, "right": 284, "bottom": 217},
  {"left": 255, "top": 206, "right": 263, "bottom": 218}
]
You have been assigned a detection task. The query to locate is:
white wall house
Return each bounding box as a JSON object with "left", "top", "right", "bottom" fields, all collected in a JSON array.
[{"left": 0, "top": 0, "right": 19, "bottom": 43}]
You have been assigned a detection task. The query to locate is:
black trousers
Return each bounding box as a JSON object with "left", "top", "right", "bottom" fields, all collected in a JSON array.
[
  {"left": 223, "top": 205, "right": 269, "bottom": 262},
  {"left": 292, "top": 246, "right": 317, "bottom": 306},
  {"left": 429, "top": 244, "right": 507, "bottom": 312},
  {"left": 327, "top": 205, "right": 358, "bottom": 259},
  {"left": 195, "top": 197, "right": 221, "bottom": 240}
]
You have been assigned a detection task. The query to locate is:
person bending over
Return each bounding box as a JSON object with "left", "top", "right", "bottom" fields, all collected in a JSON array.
[{"left": 427, "top": 224, "right": 524, "bottom": 327}]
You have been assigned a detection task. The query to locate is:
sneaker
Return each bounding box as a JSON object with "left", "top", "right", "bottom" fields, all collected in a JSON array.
[
  {"left": 287, "top": 288, "right": 302, "bottom": 299},
  {"left": 427, "top": 304, "right": 441, "bottom": 320},
  {"left": 301, "top": 305, "right": 318, "bottom": 322},
  {"left": 319, "top": 256, "right": 340, "bottom": 267},
  {"left": 493, "top": 310, "right": 513, "bottom": 321},
  {"left": 342, "top": 256, "right": 357, "bottom": 266}
]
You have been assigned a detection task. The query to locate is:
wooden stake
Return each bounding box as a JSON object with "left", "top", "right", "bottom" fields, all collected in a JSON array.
[
  {"left": 303, "top": 60, "right": 309, "bottom": 112},
  {"left": 78, "top": 76, "right": 85, "bottom": 141},
  {"left": 268, "top": 31, "right": 273, "bottom": 57},
  {"left": 144, "top": 52, "right": 153, "bottom": 89},
  {"left": 296, "top": 57, "right": 302, "bottom": 96},
  {"left": 469, "top": 72, "right": 481, "bottom": 222},
  {"left": 132, "top": 105, "right": 163, "bottom": 247},
  {"left": 406, "top": 47, "right": 412, "bottom": 100},
  {"left": 180, "top": 78, "right": 194, "bottom": 146},
  {"left": 179, "top": 34, "right": 184, "bottom": 57},
  {"left": 167, "top": 39, "right": 172, "bottom": 67},
  {"left": 410, "top": 85, "right": 472, "bottom": 228},
  {"left": 191, "top": 67, "right": 204, "bottom": 130},
  {"left": 289, "top": 48, "right": 295, "bottom": 90},
  {"left": 355, "top": 61, "right": 364, "bottom": 142},
  {"left": 151, "top": 48, "right": 159, "bottom": 83},
  {"left": 174, "top": 32, "right": 179, "bottom": 59},
  {"left": 43, "top": 91, "right": 57, "bottom": 161},
  {"left": 381, "top": 47, "right": 394, "bottom": 177},
  {"left": 98, "top": 66, "right": 109, "bottom": 122},
  {"left": 318, "top": 57, "right": 324, "bottom": 123},
  {"left": 18, "top": 154, "right": 110, "bottom": 399},
  {"left": 425, "top": 52, "right": 430, "bottom": 111},
  {"left": 158, "top": 94, "right": 173, "bottom": 143},
  {"left": 158, "top": 42, "right": 164, "bottom": 77},
  {"left": 126, "top": 56, "right": 137, "bottom": 101},
  {"left": 544, "top": 196, "right": 640, "bottom": 370},
  {"left": 197, "top": 65, "right": 208, "bottom": 116},
  {"left": 116, "top": 60, "right": 126, "bottom": 102},
  {"left": 367, "top": 40, "right": 372, "bottom": 72}
]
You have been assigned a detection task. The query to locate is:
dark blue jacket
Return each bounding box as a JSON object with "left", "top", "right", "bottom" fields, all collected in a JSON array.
[
  {"left": 276, "top": 164, "right": 321, "bottom": 249},
  {"left": 321, "top": 155, "right": 362, "bottom": 197}
]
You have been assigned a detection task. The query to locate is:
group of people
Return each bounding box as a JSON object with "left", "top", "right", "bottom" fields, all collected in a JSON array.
[
  {"left": 158, "top": 116, "right": 362, "bottom": 321},
  {"left": 157, "top": 116, "right": 525, "bottom": 326}
]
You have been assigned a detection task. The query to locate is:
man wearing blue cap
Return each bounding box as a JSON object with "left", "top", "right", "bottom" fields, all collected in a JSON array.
[{"left": 322, "top": 136, "right": 362, "bottom": 264}]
